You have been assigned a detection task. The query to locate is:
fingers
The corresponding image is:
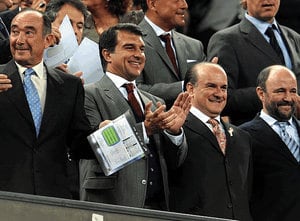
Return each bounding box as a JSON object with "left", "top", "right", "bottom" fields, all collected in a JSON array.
[
  {"left": 0, "top": 74, "right": 12, "bottom": 92},
  {"left": 211, "top": 56, "right": 218, "bottom": 64},
  {"left": 99, "top": 120, "right": 111, "bottom": 128}
]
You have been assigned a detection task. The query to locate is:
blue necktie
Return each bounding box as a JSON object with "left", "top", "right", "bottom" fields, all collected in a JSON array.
[
  {"left": 24, "top": 68, "right": 42, "bottom": 136},
  {"left": 277, "top": 121, "right": 300, "bottom": 162}
]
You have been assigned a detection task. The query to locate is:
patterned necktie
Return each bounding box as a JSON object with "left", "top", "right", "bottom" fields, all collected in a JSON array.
[
  {"left": 207, "top": 118, "right": 226, "bottom": 154},
  {"left": 265, "top": 25, "right": 285, "bottom": 64},
  {"left": 122, "top": 83, "right": 144, "bottom": 122},
  {"left": 159, "top": 34, "right": 179, "bottom": 77},
  {"left": 277, "top": 121, "right": 300, "bottom": 162},
  {"left": 24, "top": 68, "right": 42, "bottom": 136}
]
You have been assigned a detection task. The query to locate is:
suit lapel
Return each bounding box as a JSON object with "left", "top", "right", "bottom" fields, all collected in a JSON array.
[
  {"left": 252, "top": 117, "right": 297, "bottom": 163},
  {"left": 185, "top": 113, "right": 221, "bottom": 152},
  {"left": 141, "top": 19, "right": 180, "bottom": 80},
  {"left": 5, "top": 61, "right": 35, "bottom": 130},
  {"left": 240, "top": 18, "right": 281, "bottom": 63},
  {"left": 38, "top": 67, "right": 63, "bottom": 140},
  {"left": 172, "top": 31, "right": 188, "bottom": 80}
]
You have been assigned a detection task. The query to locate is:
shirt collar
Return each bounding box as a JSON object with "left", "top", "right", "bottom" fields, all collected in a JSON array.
[
  {"left": 106, "top": 72, "right": 137, "bottom": 89},
  {"left": 144, "top": 15, "right": 173, "bottom": 37},
  {"left": 259, "top": 110, "right": 293, "bottom": 126},
  {"left": 245, "top": 13, "right": 280, "bottom": 35},
  {"left": 16, "top": 60, "right": 45, "bottom": 79},
  {"left": 190, "top": 106, "right": 221, "bottom": 124}
]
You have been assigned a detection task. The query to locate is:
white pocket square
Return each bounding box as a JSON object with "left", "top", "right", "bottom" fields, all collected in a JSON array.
[{"left": 187, "top": 59, "right": 197, "bottom": 63}]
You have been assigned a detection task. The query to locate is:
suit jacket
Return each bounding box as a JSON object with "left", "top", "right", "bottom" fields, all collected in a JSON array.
[
  {"left": 168, "top": 112, "right": 252, "bottom": 221},
  {"left": 0, "top": 60, "right": 94, "bottom": 198},
  {"left": 240, "top": 116, "right": 300, "bottom": 221},
  {"left": 79, "top": 75, "right": 185, "bottom": 209},
  {"left": 137, "top": 18, "right": 206, "bottom": 108},
  {"left": 207, "top": 18, "right": 300, "bottom": 125}
]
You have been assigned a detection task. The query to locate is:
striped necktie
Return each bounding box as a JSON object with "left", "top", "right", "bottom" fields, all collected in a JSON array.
[{"left": 277, "top": 121, "right": 300, "bottom": 162}]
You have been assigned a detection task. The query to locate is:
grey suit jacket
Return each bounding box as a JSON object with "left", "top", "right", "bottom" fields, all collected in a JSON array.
[
  {"left": 207, "top": 18, "right": 300, "bottom": 125},
  {"left": 137, "top": 18, "right": 206, "bottom": 108},
  {"left": 240, "top": 116, "right": 300, "bottom": 221},
  {"left": 80, "top": 75, "right": 186, "bottom": 209}
]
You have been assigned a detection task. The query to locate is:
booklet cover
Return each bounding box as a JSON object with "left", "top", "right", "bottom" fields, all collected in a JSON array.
[{"left": 87, "top": 112, "right": 146, "bottom": 176}]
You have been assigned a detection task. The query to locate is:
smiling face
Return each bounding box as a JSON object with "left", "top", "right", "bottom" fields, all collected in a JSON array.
[
  {"left": 10, "top": 10, "right": 52, "bottom": 67},
  {"left": 187, "top": 64, "right": 228, "bottom": 118},
  {"left": 104, "top": 30, "right": 145, "bottom": 81},
  {"left": 146, "top": 0, "right": 188, "bottom": 31},
  {"left": 257, "top": 67, "right": 297, "bottom": 121},
  {"left": 245, "top": 0, "right": 280, "bottom": 23}
]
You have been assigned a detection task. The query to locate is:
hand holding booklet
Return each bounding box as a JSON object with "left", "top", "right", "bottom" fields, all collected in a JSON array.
[{"left": 87, "top": 112, "right": 146, "bottom": 176}]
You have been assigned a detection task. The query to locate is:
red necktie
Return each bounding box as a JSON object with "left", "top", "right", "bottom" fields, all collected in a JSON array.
[
  {"left": 207, "top": 119, "right": 226, "bottom": 154},
  {"left": 123, "top": 83, "right": 144, "bottom": 122},
  {"left": 159, "top": 34, "right": 179, "bottom": 76}
]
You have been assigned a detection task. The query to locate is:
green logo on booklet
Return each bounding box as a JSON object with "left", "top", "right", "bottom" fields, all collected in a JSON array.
[{"left": 102, "top": 126, "right": 120, "bottom": 146}]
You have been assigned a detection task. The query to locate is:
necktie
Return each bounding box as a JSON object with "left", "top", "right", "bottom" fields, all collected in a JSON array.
[
  {"left": 0, "top": 17, "right": 9, "bottom": 38},
  {"left": 277, "top": 121, "right": 300, "bottom": 162},
  {"left": 123, "top": 83, "right": 144, "bottom": 122},
  {"left": 24, "top": 68, "right": 42, "bottom": 136},
  {"left": 207, "top": 118, "right": 226, "bottom": 154},
  {"left": 265, "top": 25, "right": 285, "bottom": 64},
  {"left": 159, "top": 34, "right": 179, "bottom": 76}
]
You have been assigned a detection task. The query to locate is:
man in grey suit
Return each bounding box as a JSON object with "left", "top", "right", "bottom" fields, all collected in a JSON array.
[
  {"left": 207, "top": 0, "right": 300, "bottom": 125},
  {"left": 79, "top": 23, "right": 190, "bottom": 210},
  {"left": 136, "top": 0, "right": 206, "bottom": 108},
  {"left": 240, "top": 65, "right": 300, "bottom": 220}
]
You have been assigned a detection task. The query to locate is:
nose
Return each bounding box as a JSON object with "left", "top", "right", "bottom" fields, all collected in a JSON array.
[
  {"left": 15, "top": 32, "right": 25, "bottom": 44},
  {"left": 180, "top": 0, "right": 188, "bottom": 9}
]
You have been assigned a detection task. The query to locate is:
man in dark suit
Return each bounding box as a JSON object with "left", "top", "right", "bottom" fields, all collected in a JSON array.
[
  {"left": 136, "top": 0, "right": 206, "bottom": 108},
  {"left": 79, "top": 23, "right": 190, "bottom": 210},
  {"left": 0, "top": 9, "right": 95, "bottom": 198},
  {"left": 207, "top": 0, "right": 300, "bottom": 125},
  {"left": 168, "top": 62, "right": 252, "bottom": 220},
  {"left": 240, "top": 65, "right": 300, "bottom": 221}
]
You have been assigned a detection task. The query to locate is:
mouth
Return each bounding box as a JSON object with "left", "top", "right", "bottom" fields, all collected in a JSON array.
[{"left": 262, "top": 3, "right": 275, "bottom": 8}]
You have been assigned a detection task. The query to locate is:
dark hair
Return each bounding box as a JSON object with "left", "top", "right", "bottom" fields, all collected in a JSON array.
[
  {"left": 256, "top": 66, "right": 272, "bottom": 92},
  {"left": 140, "top": 0, "right": 148, "bottom": 12},
  {"left": 16, "top": 9, "right": 52, "bottom": 36},
  {"left": 45, "top": 0, "right": 89, "bottom": 22},
  {"left": 99, "top": 23, "right": 144, "bottom": 71},
  {"left": 183, "top": 63, "right": 200, "bottom": 91},
  {"left": 106, "top": 0, "right": 131, "bottom": 17}
]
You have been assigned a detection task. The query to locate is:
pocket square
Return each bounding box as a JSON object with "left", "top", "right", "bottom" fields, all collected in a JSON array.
[{"left": 187, "top": 59, "right": 197, "bottom": 63}]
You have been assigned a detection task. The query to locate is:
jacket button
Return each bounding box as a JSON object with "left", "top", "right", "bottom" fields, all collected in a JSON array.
[
  {"left": 141, "top": 179, "right": 147, "bottom": 185},
  {"left": 227, "top": 203, "right": 233, "bottom": 209}
]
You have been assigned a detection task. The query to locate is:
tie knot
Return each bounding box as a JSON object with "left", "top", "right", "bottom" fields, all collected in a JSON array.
[
  {"left": 265, "top": 25, "right": 278, "bottom": 37},
  {"left": 207, "top": 118, "right": 219, "bottom": 128},
  {"left": 159, "top": 33, "right": 171, "bottom": 43},
  {"left": 122, "top": 83, "right": 135, "bottom": 93},
  {"left": 277, "top": 121, "right": 289, "bottom": 128},
  {"left": 24, "top": 68, "right": 35, "bottom": 77}
]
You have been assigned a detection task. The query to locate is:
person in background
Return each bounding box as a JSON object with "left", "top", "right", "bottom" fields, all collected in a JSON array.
[
  {"left": 240, "top": 65, "right": 300, "bottom": 221},
  {"left": 136, "top": 0, "right": 207, "bottom": 109},
  {"left": 168, "top": 62, "right": 252, "bottom": 220},
  {"left": 0, "top": 0, "right": 12, "bottom": 12},
  {"left": 207, "top": 0, "right": 300, "bottom": 125},
  {"left": 0, "top": 9, "right": 96, "bottom": 198},
  {"left": 79, "top": 23, "right": 190, "bottom": 210}
]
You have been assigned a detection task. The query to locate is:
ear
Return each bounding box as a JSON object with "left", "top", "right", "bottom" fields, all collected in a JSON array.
[
  {"left": 256, "top": 87, "right": 265, "bottom": 102},
  {"left": 148, "top": 0, "right": 156, "bottom": 10},
  {"left": 186, "top": 82, "right": 194, "bottom": 95},
  {"left": 102, "top": 49, "right": 112, "bottom": 63},
  {"left": 44, "top": 33, "right": 55, "bottom": 48}
]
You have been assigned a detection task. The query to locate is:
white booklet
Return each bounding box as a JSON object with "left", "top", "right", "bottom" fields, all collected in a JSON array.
[{"left": 87, "top": 112, "right": 146, "bottom": 176}]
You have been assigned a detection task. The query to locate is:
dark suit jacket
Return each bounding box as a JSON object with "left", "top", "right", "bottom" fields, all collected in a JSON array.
[
  {"left": 168, "top": 112, "right": 252, "bottom": 221},
  {"left": 240, "top": 116, "right": 300, "bottom": 221},
  {"left": 137, "top": 18, "right": 206, "bottom": 108},
  {"left": 0, "top": 60, "right": 94, "bottom": 198},
  {"left": 207, "top": 18, "right": 300, "bottom": 125},
  {"left": 79, "top": 75, "right": 186, "bottom": 209}
]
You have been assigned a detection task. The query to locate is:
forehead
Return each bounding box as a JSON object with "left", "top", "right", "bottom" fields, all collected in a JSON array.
[
  {"left": 12, "top": 11, "right": 43, "bottom": 28},
  {"left": 197, "top": 65, "right": 227, "bottom": 84},
  {"left": 116, "top": 31, "right": 144, "bottom": 45},
  {"left": 266, "top": 69, "right": 297, "bottom": 89}
]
